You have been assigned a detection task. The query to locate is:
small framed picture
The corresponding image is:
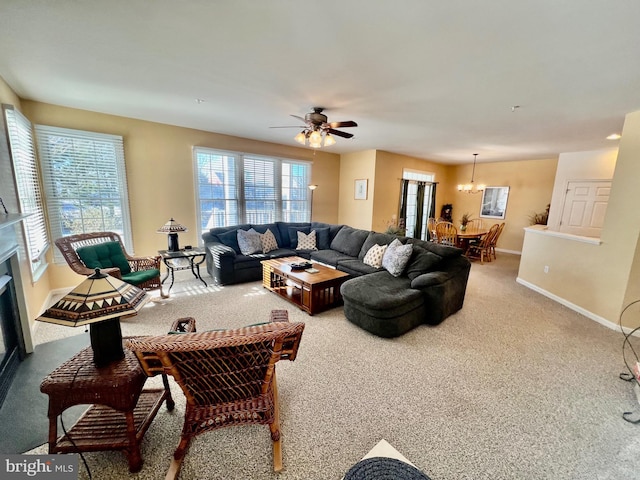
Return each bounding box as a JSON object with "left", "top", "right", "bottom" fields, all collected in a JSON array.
[
  {"left": 354, "top": 179, "right": 368, "bottom": 200},
  {"left": 480, "top": 186, "right": 510, "bottom": 219}
]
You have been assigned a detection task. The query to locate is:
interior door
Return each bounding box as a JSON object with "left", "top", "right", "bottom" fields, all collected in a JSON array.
[{"left": 559, "top": 180, "right": 611, "bottom": 237}]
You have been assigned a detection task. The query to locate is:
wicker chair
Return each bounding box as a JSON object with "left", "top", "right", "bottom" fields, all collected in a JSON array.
[
  {"left": 55, "top": 231, "right": 164, "bottom": 296},
  {"left": 435, "top": 221, "right": 458, "bottom": 247},
  {"left": 126, "top": 310, "right": 305, "bottom": 479},
  {"left": 467, "top": 223, "right": 500, "bottom": 264}
]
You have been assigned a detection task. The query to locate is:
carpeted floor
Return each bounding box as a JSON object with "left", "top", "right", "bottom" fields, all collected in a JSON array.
[{"left": 13, "top": 255, "right": 640, "bottom": 479}]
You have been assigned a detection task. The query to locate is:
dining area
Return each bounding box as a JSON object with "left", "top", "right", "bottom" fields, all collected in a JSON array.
[{"left": 428, "top": 218, "right": 505, "bottom": 264}]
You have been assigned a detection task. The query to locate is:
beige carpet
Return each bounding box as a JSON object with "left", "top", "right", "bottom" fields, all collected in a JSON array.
[{"left": 28, "top": 255, "right": 640, "bottom": 479}]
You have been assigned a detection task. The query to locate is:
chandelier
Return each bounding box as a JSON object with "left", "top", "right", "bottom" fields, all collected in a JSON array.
[
  {"left": 457, "top": 153, "right": 485, "bottom": 194},
  {"left": 294, "top": 128, "right": 336, "bottom": 148}
]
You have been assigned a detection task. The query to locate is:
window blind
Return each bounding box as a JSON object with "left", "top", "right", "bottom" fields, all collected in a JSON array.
[
  {"left": 35, "top": 125, "right": 133, "bottom": 262},
  {"left": 3, "top": 105, "right": 49, "bottom": 279}
]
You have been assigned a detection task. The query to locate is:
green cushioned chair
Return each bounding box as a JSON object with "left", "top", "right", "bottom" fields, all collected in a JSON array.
[{"left": 55, "top": 231, "right": 165, "bottom": 297}]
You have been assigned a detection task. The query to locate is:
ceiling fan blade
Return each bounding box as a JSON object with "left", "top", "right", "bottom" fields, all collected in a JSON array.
[
  {"left": 329, "top": 120, "right": 358, "bottom": 128},
  {"left": 327, "top": 128, "right": 354, "bottom": 139},
  {"left": 290, "top": 115, "right": 307, "bottom": 123},
  {"left": 269, "top": 125, "right": 306, "bottom": 129}
]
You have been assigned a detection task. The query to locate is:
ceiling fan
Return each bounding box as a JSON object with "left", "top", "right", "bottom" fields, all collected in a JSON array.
[{"left": 271, "top": 107, "right": 358, "bottom": 148}]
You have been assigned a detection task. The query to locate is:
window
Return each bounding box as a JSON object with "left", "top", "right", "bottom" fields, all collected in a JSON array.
[
  {"left": 35, "top": 125, "right": 133, "bottom": 262},
  {"left": 194, "top": 147, "right": 311, "bottom": 238},
  {"left": 402, "top": 169, "right": 435, "bottom": 240},
  {"left": 3, "top": 105, "right": 49, "bottom": 280}
]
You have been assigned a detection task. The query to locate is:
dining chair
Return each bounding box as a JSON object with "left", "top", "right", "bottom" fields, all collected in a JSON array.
[
  {"left": 489, "top": 222, "right": 505, "bottom": 260},
  {"left": 427, "top": 218, "right": 438, "bottom": 242},
  {"left": 467, "top": 218, "right": 484, "bottom": 230},
  {"left": 435, "top": 222, "right": 458, "bottom": 247},
  {"left": 127, "top": 310, "right": 305, "bottom": 479},
  {"left": 467, "top": 223, "right": 500, "bottom": 264}
]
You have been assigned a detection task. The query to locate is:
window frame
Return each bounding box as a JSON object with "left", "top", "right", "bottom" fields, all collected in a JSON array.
[{"left": 35, "top": 125, "right": 133, "bottom": 263}]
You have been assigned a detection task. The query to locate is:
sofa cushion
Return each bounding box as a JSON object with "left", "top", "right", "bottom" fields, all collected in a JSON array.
[
  {"left": 381, "top": 239, "right": 413, "bottom": 277},
  {"left": 297, "top": 230, "right": 317, "bottom": 250},
  {"left": 76, "top": 241, "right": 131, "bottom": 275},
  {"left": 314, "top": 227, "right": 331, "bottom": 250},
  {"left": 337, "top": 259, "right": 380, "bottom": 276},
  {"left": 288, "top": 226, "right": 311, "bottom": 249},
  {"left": 359, "top": 231, "right": 399, "bottom": 259},
  {"left": 237, "top": 229, "right": 262, "bottom": 255},
  {"left": 311, "top": 222, "right": 344, "bottom": 244},
  {"left": 408, "top": 238, "right": 463, "bottom": 258},
  {"left": 362, "top": 244, "right": 387, "bottom": 268},
  {"left": 330, "top": 226, "right": 369, "bottom": 257},
  {"left": 405, "top": 245, "right": 443, "bottom": 280},
  {"left": 310, "top": 249, "right": 355, "bottom": 267},
  {"left": 217, "top": 229, "right": 241, "bottom": 253},
  {"left": 341, "top": 272, "right": 421, "bottom": 317},
  {"left": 259, "top": 229, "right": 279, "bottom": 253}
]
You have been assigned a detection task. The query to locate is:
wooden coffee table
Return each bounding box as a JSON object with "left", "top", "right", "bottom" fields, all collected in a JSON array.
[{"left": 261, "top": 256, "right": 350, "bottom": 315}]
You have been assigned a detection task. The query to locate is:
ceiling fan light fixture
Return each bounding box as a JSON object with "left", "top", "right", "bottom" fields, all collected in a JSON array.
[
  {"left": 308, "top": 130, "right": 322, "bottom": 148},
  {"left": 294, "top": 131, "right": 307, "bottom": 145},
  {"left": 323, "top": 133, "right": 336, "bottom": 147}
]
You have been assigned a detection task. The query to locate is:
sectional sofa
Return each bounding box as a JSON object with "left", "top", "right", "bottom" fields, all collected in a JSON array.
[{"left": 202, "top": 221, "right": 471, "bottom": 337}]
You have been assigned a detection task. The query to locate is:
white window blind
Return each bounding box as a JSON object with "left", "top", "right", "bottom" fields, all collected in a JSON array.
[
  {"left": 193, "top": 147, "right": 311, "bottom": 239},
  {"left": 3, "top": 105, "right": 49, "bottom": 280},
  {"left": 35, "top": 125, "right": 133, "bottom": 262}
]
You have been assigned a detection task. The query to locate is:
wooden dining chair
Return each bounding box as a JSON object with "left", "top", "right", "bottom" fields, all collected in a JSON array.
[
  {"left": 467, "top": 223, "right": 500, "bottom": 264},
  {"left": 489, "top": 222, "right": 505, "bottom": 260},
  {"left": 427, "top": 218, "right": 438, "bottom": 242},
  {"left": 467, "top": 218, "right": 484, "bottom": 230},
  {"left": 435, "top": 222, "right": 458, "bottom": 247}
]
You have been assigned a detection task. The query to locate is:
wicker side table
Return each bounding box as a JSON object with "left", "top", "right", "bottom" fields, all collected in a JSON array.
[{"left": 40, "top": 344, "right": 174, "bottom": 473}]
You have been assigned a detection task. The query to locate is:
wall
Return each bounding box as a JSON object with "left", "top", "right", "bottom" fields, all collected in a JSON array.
[
  {"left": 450, "top": 158, "right": 557, "bottom": 253},
  {"left": 546, "top": 148, "right": 618, "bottom": 230},
  {"left": 338, "top": 150, "right": 376, "bottom": 230},
  {"left": 518, "top": 111, "right": 640, "bottom": 329},
  {"left": 0, "top": 76, "right": 51, "bottom": 335},
  {"left": 20, "top": 101, "right": 341, "bottom": 290}
]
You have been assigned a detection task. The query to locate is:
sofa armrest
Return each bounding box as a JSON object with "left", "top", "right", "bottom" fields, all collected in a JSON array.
[
  {"left": 410, "top": 271, "right": 448, "bottom": 289},
  {"left": 208, "top": 243, "right": 237, "bottom": 258}
]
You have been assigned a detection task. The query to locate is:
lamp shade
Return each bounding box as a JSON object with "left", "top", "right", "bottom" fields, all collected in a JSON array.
[
  {"left": 37, "top": 269, "right": 148, "bottom": 327},
  {"left": 156, "top": 218, "right": 188, "bottom": 234}
]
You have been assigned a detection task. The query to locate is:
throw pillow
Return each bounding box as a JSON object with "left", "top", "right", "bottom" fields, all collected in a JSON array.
[
  {"left": 260, "top": 228, "right": 279, "bottom": 253},
  {"left": 217, "top": 229, "right": 241, "bottom": 253},
  {"left": 405, "top": 245, "right": 443, "bottom": 280},
  {"left": 288, "top": 226, "right": 310, "bottom": 249},
  {"left": 362, "top": 244, "right": 387, "bottom": 268},
  {"left": 296, "top": 230, "right": 317, "bottom": 250},
  {"left": 237, "top": 228, "right": 262, "bottom": 255},
  {"left": 314, "top": 227, "right": 331, "bottom": 250},
  {"left": 382, "top": 238, "right": 413, "bottom": 277}
]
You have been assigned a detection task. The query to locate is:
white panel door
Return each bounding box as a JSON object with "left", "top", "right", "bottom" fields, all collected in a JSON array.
[{"left": 559, "top": 180, "right": 611, "bottom": 237}]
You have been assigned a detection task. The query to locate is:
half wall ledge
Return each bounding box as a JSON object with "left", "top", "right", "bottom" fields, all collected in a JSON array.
[{"left": 523, "top": 225, "right": 602, "bottom": 245}]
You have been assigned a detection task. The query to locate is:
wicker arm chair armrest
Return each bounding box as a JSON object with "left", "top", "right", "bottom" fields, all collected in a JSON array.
[
  {"left": 170, "top": 317, "right": 197, "bottom": 333},
  {"left": 128, "top": 255, "right": 161, "bottom": 272}
]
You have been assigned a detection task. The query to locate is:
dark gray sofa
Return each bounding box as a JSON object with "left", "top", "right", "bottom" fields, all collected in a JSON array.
[{"left": 201, "top": 222, "right": 470, "bottom": 337}]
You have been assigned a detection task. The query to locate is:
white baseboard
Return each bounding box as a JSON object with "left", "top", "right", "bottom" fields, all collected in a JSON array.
[
  {"left": 496, "top": 247, "right": 522, "bottom": 256},
  {"left": 516, "top": 277, "right": 636, "bottom": 336}
]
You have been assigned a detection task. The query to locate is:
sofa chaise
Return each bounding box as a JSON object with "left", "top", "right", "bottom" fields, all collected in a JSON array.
[{"left": 202, "top": 221, "right": 470, "bottom": 337}]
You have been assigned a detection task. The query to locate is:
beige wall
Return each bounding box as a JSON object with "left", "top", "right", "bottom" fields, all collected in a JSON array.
[
  {"left": 518, "top": 111, "right": 640, "bottom": 328},
  {"left": 450, "top": 158, "right": 557, "bottom": 253},
  {"left": 20, "top": 101, "right": 341, "bottom": 290},
  {"left": 338, "top": 150, "right": 376, "bottom": 230},
  {"left": 0, "top": 77, "right": 51, "bottom": 336}
]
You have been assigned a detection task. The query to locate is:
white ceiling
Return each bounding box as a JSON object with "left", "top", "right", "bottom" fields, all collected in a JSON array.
[{"left": 1, "top": 0, "right": 639, "bottom": 164}]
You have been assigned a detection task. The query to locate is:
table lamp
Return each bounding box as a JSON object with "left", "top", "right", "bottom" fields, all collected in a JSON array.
[
  {"left": 36, "top": 269, "right": 149, "bottom": 368},
  {"left": 157, "top": 218, "right": 188, "bottom": 252}
]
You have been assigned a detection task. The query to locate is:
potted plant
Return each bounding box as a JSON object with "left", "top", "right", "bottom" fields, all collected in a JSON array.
[{"left": 460, "top": 213, "right": 472, "bottom": 231}]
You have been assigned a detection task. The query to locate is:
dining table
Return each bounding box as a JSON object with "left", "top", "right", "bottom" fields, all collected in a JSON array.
[{"left": 456, "top": 226, "right": 489, "bottom": 252}]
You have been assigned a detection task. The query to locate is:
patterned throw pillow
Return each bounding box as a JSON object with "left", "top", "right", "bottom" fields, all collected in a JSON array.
[
  {"left": 237, "top": 228, "right": 262, "bottom": 255},
  {"left": 382, "top": 238, "right": 413, "bottom": 277},
  {"left": 363, "top": 244, "right": 387, "bottom": 268},
  {"left": 296, "top": 230, "right": 317, "bottom": 250},
  {"left": 260, "top": 229, "right": 279, "bottom": 253}
]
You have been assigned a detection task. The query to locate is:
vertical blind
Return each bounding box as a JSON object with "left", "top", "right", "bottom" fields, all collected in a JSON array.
[
  {"left": 35, "top": 125, "right": 133, "bottom": 262},
  {"left": 3, "top": 105, "right": 49, "bottom": 278}
]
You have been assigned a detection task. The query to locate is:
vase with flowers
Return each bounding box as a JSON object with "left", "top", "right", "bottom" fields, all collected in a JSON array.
[{"left": 460, "top": 213, "right": 472, "bottom": 231}]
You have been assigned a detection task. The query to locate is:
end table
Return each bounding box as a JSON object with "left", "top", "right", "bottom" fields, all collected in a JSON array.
[
  {"left": 158, "top": 248, "right": 207, "bottom": 295},
  {"left": 40, "top": 345, "right": 174, "bottom": 473}
]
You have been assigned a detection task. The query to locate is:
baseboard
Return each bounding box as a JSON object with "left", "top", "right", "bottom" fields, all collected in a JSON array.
[
  {"left": 516, "top": 277, "right": 637, "bottom": 336},
  {"left": 496, "top": 247, "right": 522, "bottom": 256},
  {"left": 32, "top": 286, "right": 73, "bottom": 336}
]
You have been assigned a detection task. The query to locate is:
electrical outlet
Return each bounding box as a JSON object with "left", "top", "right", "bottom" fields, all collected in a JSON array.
[{"left": 543, "top": 265, "right": 549, "bottom": 273}]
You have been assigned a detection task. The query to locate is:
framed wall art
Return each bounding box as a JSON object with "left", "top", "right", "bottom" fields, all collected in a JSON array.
[
  {"left": 480, "top": 186, "right": 510, "bottom": 219},
  {"left": 354, "top": 179, "right": 368, "bottom": 200}
]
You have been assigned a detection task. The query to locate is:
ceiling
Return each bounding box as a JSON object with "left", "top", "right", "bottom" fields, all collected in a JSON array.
[{"left": 1, "top": 1, "right": 639, "bottom": 165}]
